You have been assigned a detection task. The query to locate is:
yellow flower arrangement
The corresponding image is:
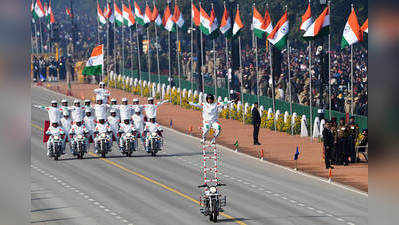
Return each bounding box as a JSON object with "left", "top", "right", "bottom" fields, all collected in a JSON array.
[
  {"left": 260, "top": 111, "right": 268, "bottom": 128},
  {"left": 266, "top": 113, "right": 275, "bottom": 130}
]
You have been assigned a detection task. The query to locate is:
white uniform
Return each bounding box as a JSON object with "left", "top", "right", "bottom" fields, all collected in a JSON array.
[
  {"left": 143, "top": 100, "right": 168, "bottom": 119},
  {"left": 83, "top": 115, "right": 96, "bottom": 138},
  {"left": 110, "top": 104, "right": 120, "bottom": 119},
  {"left": 117, "top": 105, "right": 133, "bottom": 121},
  {"left": 189, "top": 101, "right": 231, "bottom": 140},
  {"left": 132, "top": 114, "right": 145, "bottom": 135},
  {"left": 69, "top": 106, "right": 85, "bottom": 122},
  {"left": 84, "top": 105, "right": 94, "bottom": 114},
  {"left": 107, "top": 115, "right": 120, "bottom": 140},
  {"left": 144, "top": 122, "right": 163, "bottom": 152},
  {"left": 45, "top": 126, "right": 66, "bottom": 155},
  {"left": 118, "top": 123, "right": 137, "bottom": 149},
  {"left": 33, "top": 105, "right": 63, "bottom": 124},
  {"left": 94, "top": 88, "right": 110, "bottom": 102},
  {"left": 94, "top": 104, "right": 109, "bottom": 121},
  {"left": 60, "top": 117, "right": 72, "bottom": 136}
]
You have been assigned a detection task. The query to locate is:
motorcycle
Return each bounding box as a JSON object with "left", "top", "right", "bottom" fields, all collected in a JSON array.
[
  {"left": 49, "top": 134, "right": 63, "bottom": 161},
  {"left": 96, "top": 132, "right": 111, "bottom": 158},
  {"left": 72, "top": 134, "right": 88, "bottom": 159},
  {"left": 120, "top": 132, "right": 137, "bottom": 157},
  {"left": 198, "top": 183, "right": 227, "bottom": 223},
  {"left": 147, "top": 132, "right": 162, "bottom": 157}
]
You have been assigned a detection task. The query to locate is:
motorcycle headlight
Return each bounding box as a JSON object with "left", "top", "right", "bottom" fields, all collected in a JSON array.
[
  {"left": 54, "top": 135, "right": 60, "bottom": 140},
  {"left": 100, "top": 133, "right": 106, "bottom": 138},
  {"left": 126, "top": 133, "right": 132, "bottom": 137},
  {"left": 209, "top": 187, "right": 217, "bottom": 194},
  {"left": 151, "top": 133, "right": 157, "bottom": 138},
  {"left": 77, "top": 134, "right": 83, "bottom": 139}
]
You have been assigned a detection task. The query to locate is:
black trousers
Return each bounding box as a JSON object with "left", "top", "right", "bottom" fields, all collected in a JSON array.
[
  {"left": 253, "top": 123, "right": 260, "bottom": 143},
  {"left": 324, "top": 148, "right": 332, "bottom": 168}
]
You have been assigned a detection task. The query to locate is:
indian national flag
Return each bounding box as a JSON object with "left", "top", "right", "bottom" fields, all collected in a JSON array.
[
  {"left": 210, "top": 6, "right": 219, "bottom": 38},
  {"left": 162, "top": 5, "right": 175, "bottom": 32},
  {"left": 267, "top": 11, "right": 289, "bottom": 51},
  {"left": 220, "top": 4, "right": 231, "bottom": 36},
  {"left": 114, "top": 2, "right": 123, "bottom": 26},
  {"left": 341, "top": 7, "right": 363, "bottom": 48},
  {"left": 97, "top": 1, "right": 106, "bottom": 25},
  {"left": 361, "top": 18, "right": 368, "bottom": 34},
  {"left": 252, "top": 6, "right": 266, "bottom": 38},
  {"left": 122, "top": 3, "right": 134, "bottom": 27},
  {"left": 232, "top": 7, "right": 244, "bottom": 37},
  {"left": 134, "top": 2, "right": 145, "bottom": 25},
  {"left": 172, "top": 4, "right": 185, "bottom": 28},
  {"left": 49, "top": 1, "right": 55, "bottom": 24},
  {"left": 83, "top": 45, "right": 103, "bottom": 76},
  {"left": 144, "top": 4, "right": 152, "bottom": 25},
  {"left": 264, "top": 10, "right": 273, "bottom": 35},
  {"left": 152, "top": 4, "right": 162, "bottom": 26},
  {"left": 300, "top": 2, "right": 313, "bottom": 31},
  {"left": 303, "top": 6, "right": 330, "bottom": 37},
  {"left": 192, "top": 3, "right": 200, "bottom": 27},
  {"left": 33, "top": 0, "right": 45, "bottom": 19},
  {"left": 199, "top": 5, "right": 211, "bottom": 35}
]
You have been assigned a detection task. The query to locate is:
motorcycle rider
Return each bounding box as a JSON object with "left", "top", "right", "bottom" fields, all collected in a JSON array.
[
  {"left": 93, "top": 82, "right": 110, "bottom": 104},
  {"left": 94, "top": 97, "right": 109, "bottom": 122},
  {"left": 143, "top": 118, "right": 163, "bottom": 152},
  {"left": 118, "top": 119, "right": 137, "bottom": 152},
  {"left": 189, "top": 94, "right": 233, "bottom": 144},
  {"left": 69, "top": 120, "right": 89, "bottom": 155},
  {"left": 83, "top": 109, "right": 96, "bottom": 143},
  {"left": 83, "top": 99, "right": 93, "bottom": 114},
  {"left": 108, "top": 109, "right": 120, "bottom": 144},
  {"left": 110, "top": 98, "right": 120, "bottom": 119},
  {"left": 60, "top": 111, "right": 72, "bottom": 152},
  {"left": 143, "top": 97, "right": 169, "bottom": 122},
  {"left": 93, "top": 118, "right": 113, "bottom": 154},
  {"left": 33, "top": 100, "right": 63, "bottom": 126},
  {"left": 116, "top": 98, "right": 133, "bottom": 122},
  {"left": 60, "top": 99, "right": 70, "bottom": 114},
  {"left": 132, "top": 108, "right": 145, "bottom": 147},
  {"left": 69, "top": 100, "right": 85, "bottom": 124},
  {"left": 45, "top": 122, "right": 66, "bottom": 156}
]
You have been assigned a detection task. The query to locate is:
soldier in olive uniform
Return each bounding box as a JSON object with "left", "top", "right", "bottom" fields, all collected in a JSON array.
[
  {"left": 322, "top": 120, "right": 335, "bottom": 169},
  {"left": 347, "top": 116, "right": 359, "bottom": 163},
  {"left": 337, "top": 118, "right": 349, "bottom": 165}
]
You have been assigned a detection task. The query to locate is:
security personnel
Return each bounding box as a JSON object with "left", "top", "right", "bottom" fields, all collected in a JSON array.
[
  {"left": 251, "top": 102, "right": 261, "bottom": 145},
  {"left": 322, "top": 120, "right": 334, "bottom": 169},
  {"left": 330, "top": 117, "right": 338, "bottom": 164},
  {"left": 336, "top": 118, "right": 349, "bottom": 165},
  {"left": 347, "top": 116, "right": 359, "bottom": 163}
]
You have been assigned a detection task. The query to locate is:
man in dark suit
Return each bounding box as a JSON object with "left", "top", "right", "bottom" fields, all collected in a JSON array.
[
  {"left": 252, "top": 102, "right": 261, "bottom": 145},
  {"left": 322, "top": 120, "right": 335, "bottom": 169}
]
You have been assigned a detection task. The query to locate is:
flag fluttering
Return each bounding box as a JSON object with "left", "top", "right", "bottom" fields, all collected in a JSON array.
[
  {"left": 341, "top": 7, "right": 363, "bottom": 48},
  {"left": 144, "top": 3, "right": 152, "bottom": 25},
  {"left": 303, "top": 6, "right": 330, "bottom": 37},
  {"left": 361, "top": 18, "right": 368, "bottom": 34},
  {"left": 209, "top": 6, "right": 219, "bottom": 38},
  {"left": 252, "top": 5, "right": 266, "bottom": 38},
  {"left": 65, "top": 7, "right": 73, "bottom": 18},
  {"left": 97, "top": 1, "right": 106, "bottom": 25},
  {"left": 172, "top": 4, "right": 185, "bottom": 28},
  {"left": 199, "top": 5, "right": 211, "bottom": 35},
  {"left": 134, "top": 2, "right": 145, "bottom": 26},
  {"left": 162, "top": 5, "right": 175, "bottom": 32},
  {"left": 232, "top": 7, "right": 244, "bottom": 37},
  {"left": 33, "top": 0, "right": 45, "bottom": 20},
  {"left": 82, "top": 45, "right": 104, "bottom": 76},
  {"left": 152, "top": 4, "right": 162, "bottom": 26},
  {"left": 267, "top": 11, "right": 289, "bottom": 50},
  {"left": 122, "top": 3, "right": 134, "bottom": 27},
  {"left": 300, "top": 2, "right": 313, "bottom": 31},
  {"left": 264, "top": 9, "right": 273, "bottom": 35},
  {"left": 220, "top": 4, "right": 231, "bottom": 36},
  {"left": 191, "top": 3, "right": 200, "bottom": 27},
  {"left": 114, "top": 2, "right": 123, "bottom": 26}
]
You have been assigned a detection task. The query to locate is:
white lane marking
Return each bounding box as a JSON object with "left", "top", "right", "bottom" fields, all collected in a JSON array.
[
  {"left": 326, "top": 214, "right": 333, "bottom": 217},
  {"left": 110, "top": 212, "right": 118, "bottom": 216},
  {"left": 94, "top": 202, "right": 100, "bottom": 205},
  {"left": 104, "top": 209, "right": 110, "bottom": 212},
  {"left": 116, "top": 216, "right": 123, "bottom": 219},
  {"left": 123, "top": 219, "right": 129, "bottom": 223},
  {"left": 307, "top": 207, "right": 315, "bottom": 210},
  {"left": 290, "top": 200, "right": 297, "bottom": 203},
  {"left": 297, "top": 203, "right": 305, "bottom": 207},
  {"left": 83, "top": 195, "right": 90, "bottom": 198},
  {"left": 336, "top": 218, "right": 345, "bottom": 222},
  {"left": 347, "top": 222, "right": 355, "bottom": 225},
  {"left": 281, "top": 196, "right": 288, "bottom": 200},
  {"left": 88, "top": 199, "right": 95, "bottom": 201},
  {"left": 99, "top": 205, "right": 105, "bottom": 209},
  {"left": 316, "top": 210, "right": 324, "bottom": 214}
]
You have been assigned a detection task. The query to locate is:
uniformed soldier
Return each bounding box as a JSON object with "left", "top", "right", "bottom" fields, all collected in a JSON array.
[
  {"left": 322, "top": 120, "right": 334, "bottom": 169},
  {"left": 337, "top": 118, "right": 349, "bottom": 165},
  {"left": 330, "top": 117, "right": 338, "bottom": 164},
  {"left": 347, "top": 116, "right": 359, "bottom": 163}
]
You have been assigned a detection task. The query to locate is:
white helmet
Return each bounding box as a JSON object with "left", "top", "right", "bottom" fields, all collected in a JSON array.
[
  {"left": 133, "top": 98, "right": 139, "bottom": 102},
  {"left": 111, "top": 98, "right": 117, "bottom": 102},
  {"left": 61, "top": 99, "right": 68, "bottom": 103},
  {"left": 51, "top": 100, "right": 57, "bottom": 104},
  {"left": 73, "top": 100, "right": 80, "bottom": 104},
  {"left": 99, "top": 82, "right": 105, "bottom": 88},
  {"left": 135, "top": 108, "right": 141, "bottom": 113},
  {"left": 122, "top": 98, "right": 128, "bottom": 102},
  {"left": 63, "top": 111, "right": 69, "bottom": 116},
  {"left": 148, "top": 97, "right": 154, "bottom": 101}
]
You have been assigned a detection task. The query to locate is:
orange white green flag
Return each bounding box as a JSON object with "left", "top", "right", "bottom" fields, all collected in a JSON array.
[
  {"left": 83, "top": 45, "right": 104, "bottom": 76},
  {"left": 267, "top": 11, "right": 289, "bottom": 50},
  {"left": 341, "top": 7, "right": 363, "bottom": 48}
]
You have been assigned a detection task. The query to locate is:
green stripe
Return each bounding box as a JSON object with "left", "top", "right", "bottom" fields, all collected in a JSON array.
[
  {"left": 341, "top": 37, "right": 350, "bottom": 49},
  {"left": 199, "top": 24, "right": 210, "bottom": 35},
  {"left": 253, "top": 29, "right": 265, "bottom": 39},
  {"left": 273, "top": 36, "right": 287, "bottom": 51},
  {"left": 82, "top": 65, "right": 102, "bottom": 76}
]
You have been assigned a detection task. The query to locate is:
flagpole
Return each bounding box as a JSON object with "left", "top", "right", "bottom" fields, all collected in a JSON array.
[
  {"left": 97, "top": 0, "right": 100, "bottom": 44},
  {"left": 147, "top": 21, "right": 151, "bottom": 85},
  {"left": 168, "top": 31, "right": 171, "bottom": 87},
  {"left": 136, "top": 23, "right": 143, "bottom": 96},
  {"left": 102, "top": 44, "right": 104, "bottom": 81},
  {"left": 328, "top": 0, "right": 332, "bottom": 119},
  {"left": 308, "top": 40, "right": 313, "bottom": 139},
  {"left": 237, "top": 4, "right": 244, "bottom": 124},
  {"left": 199, "top": 1, "right": 204, "bottom": 93},
  {"left": 154, "top": 1, "right": 161, "bottom": 88},
  {"left": 34, "top": 21, "right": 39, "bottom": 54},
  {"left": 122, "top": 20, "right": 125, "bottom": 78},
  {"left": 39, "top": 17, "right": 43, "bottom": 53},
  {"left": 106, "top": 0, "right": 109, "bottom": 85},
  {"left": 212, "top": 3, "right": 217, "bottom": 98},
  {"left": 288, "top": 40, "right": 292, "bottom": 116},
  {"left": 190, "top": 0, "right": 194, "bottom": 92},
  {"left": 253, "top": 4, "right": 259, "bottom": 105},
  {"left": 177, "top": 26, "right": 182, "bottom": 106},
  {"left": 130, "top": 28, "right": 133, "bottom": 79},
  {"left": 350, "top": 4, "right": 354, "bottom": 116},
  {"left": 269, "top": 44, "right": 276, "bottom": 131},
  {"left": 113, "top": 0, "right": 117, "bottom": 88}
]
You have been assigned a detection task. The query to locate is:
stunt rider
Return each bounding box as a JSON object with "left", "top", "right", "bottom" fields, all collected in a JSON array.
[
  {"left": 143, "top": 118, "right": 163, "bottom": 153},
  {"left": 60, "top": 111, "right": 72, "bottom": 152},
  {"left": 93, "top": 82, "right": 110, "bottom": 103},
  {"left": 83, "top": 99, "right": 93, "bottom": 115},
  {"left": 118, "top": 119, "right": 137, "bottom": 153},
  {"left": 93, "top": 119, "right": 113, "bottom": 154},
  {"left": 83, "top": 109, "right": 96, "bottom": 143},
  {"left": 143, "top": 97, "right": 169, "bottom": 122},
  {"left": 108, "top": 109, "right": 120, "bottom": 144},
  {"left": 33, "top": 100, "right": 64, "bottom": 125},
  {"left": 115, "top": 98, "right": 133, "bottom": 122},
  {"left": 45, "top": 122, "right": 66, "bottom": 156},
  {"left": 110, "top": 98, "right": 120, "bottom": 120},
  {"left": 60, "top": 99, "right": 71, "bottom": 114},
  {"left": 94, "top": 97, "right": 109, "bottom": 122},
  {"left": 132, "top": 108, "right": 145, "bottom": 147},
  {"left": 189, "top": 94, "right": 233, "bottom": 144},
  {"left": 69, "top": 120, "right": 89, "bottom": 155},
  {"left": 69, "top": 100, "right": 85, "bottom": 124}
]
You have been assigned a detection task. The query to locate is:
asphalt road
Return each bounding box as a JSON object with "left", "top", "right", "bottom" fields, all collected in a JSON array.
[{"left": 31, "top": 86, "right": 368, "bottom": 225}]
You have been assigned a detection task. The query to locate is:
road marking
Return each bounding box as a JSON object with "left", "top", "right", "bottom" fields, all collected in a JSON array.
[
  {"left": 336, "top": 218, "right": 345, "bottom": 222},
  {"left": 86, "top": 151, "right": 247, "bottom": 225},
  {"left": 347, "top": 222, "right": 355, "bottom": 225}
]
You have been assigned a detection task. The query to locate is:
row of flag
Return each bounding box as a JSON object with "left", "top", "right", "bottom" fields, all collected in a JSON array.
[{"left": 31, "top": 0, "right": 55, "bottom": 29}]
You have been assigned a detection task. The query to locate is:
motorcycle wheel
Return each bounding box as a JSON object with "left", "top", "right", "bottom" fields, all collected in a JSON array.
[
  {"left": 212, "top": 212, "right": 218, "bottom": 222},
  {"left": 101, "top": 151, "right": 106, "bottom": 158},
  {"left": 54, "top": 155, "right": 58, "bottom": 161}
]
